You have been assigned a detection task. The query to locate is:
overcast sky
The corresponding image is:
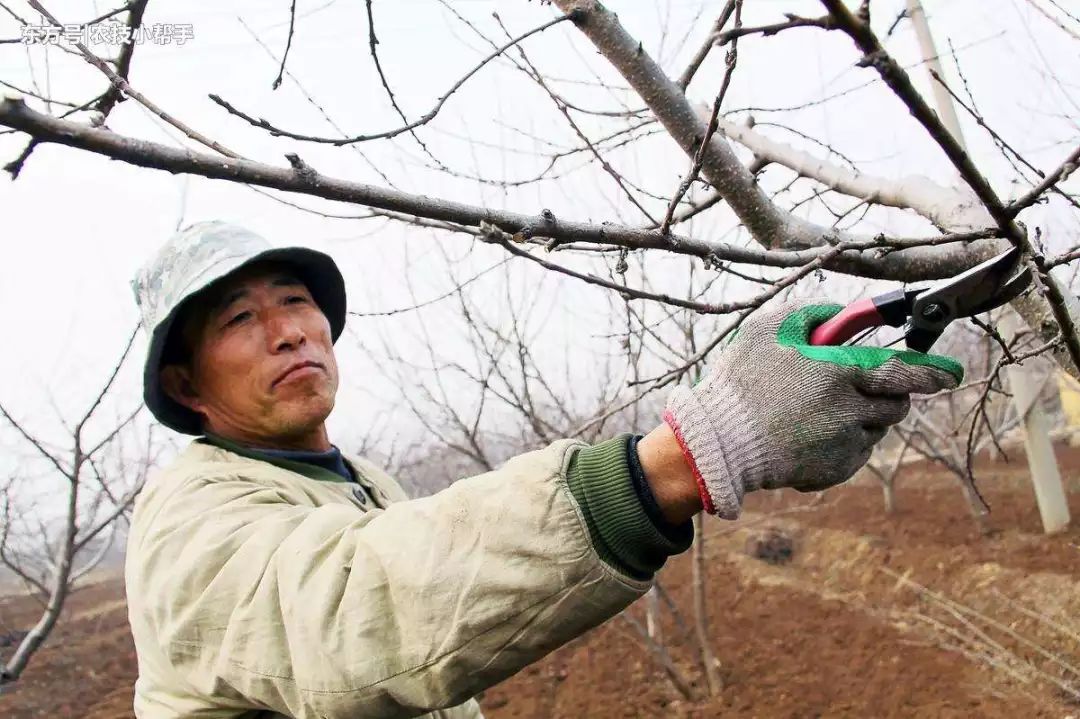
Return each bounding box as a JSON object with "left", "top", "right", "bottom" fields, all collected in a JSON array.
[{"left": 0, "top": 0, "right": 1076, "bottom": 488}]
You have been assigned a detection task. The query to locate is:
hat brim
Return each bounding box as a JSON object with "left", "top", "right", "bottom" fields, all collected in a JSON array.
[{"left": 143, "top": 247, "right": 347, "bottom": 435}]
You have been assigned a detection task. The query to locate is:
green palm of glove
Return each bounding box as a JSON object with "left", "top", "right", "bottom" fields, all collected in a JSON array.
[{"left": 663, "top": 300, "right": 963, "bottom": 519}]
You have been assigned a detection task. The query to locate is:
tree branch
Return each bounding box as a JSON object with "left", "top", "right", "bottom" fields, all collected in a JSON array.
[
  {"left": 209, "top": 14, "right": 573, "bottom": 146},
  {"left": 0, "top": 95, "right": 998, "bottom": 281},
  {"left": 675, "top": 1, "right": 736, "bottom": 89},
  {"left": 25, "top": 0, "right": 238, "bottom": 158},
  {"left": 549, "top": 1, "right": 1007, "bottom": 275},
  {"left": 715, "top": 14, "right": 834, "bottom": 45},
  {"left": 1007, "top": 143, "right": 1080, "bottom": 215},
  {"left": 692, "top": 106, "right": 988, "bottom": 230},
  {"left": 270, "top": 0, "right": 298, "bottom": 90},
  {"left": 660, "top": 1, "right": 742, "bottom": 235},
  {"left": 75, "top": 326, "right": 137, "bottom": 433},
  {"left": 93, "top": 0, "right": 149, "bottom": 118}
]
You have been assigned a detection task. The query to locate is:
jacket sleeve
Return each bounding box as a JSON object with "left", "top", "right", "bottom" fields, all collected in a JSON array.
[{"left": 129, "top": 437, "right": 686, "bottom": 719}]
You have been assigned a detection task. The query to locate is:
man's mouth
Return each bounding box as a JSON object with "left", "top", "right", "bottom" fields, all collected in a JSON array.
[{"left": 272, "top": 361, "right": 325, "bottom": 388}]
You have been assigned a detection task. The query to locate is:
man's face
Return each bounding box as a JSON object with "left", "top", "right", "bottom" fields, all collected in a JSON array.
[{"left": 162, "top": 263, "right": 339, "bottom": 446}]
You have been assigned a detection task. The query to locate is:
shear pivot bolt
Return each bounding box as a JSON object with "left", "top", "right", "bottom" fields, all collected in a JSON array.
[{"left": 921, "top": 303, "right": 946, "bottom": 322}]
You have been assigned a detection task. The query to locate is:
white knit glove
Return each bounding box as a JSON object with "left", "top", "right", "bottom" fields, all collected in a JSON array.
[{"left": 663, "top": 300, "right": 963, "bottom": 519}]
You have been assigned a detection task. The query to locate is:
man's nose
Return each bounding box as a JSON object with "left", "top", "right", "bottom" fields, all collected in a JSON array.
[{"left": 268, "top": 311, "right": 306, "bottom": 352}]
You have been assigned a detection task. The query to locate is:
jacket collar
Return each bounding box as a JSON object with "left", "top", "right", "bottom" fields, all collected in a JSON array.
[{"left": 199, "top": 433, "right": 353, "bottom": 484}]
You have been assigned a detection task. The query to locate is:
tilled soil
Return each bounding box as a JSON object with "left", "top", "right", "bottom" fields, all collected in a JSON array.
[
  {"left": 484, "top": 453, "right": 1080, "bottom": 718},
  {"left": 0, "top": 580, "right": 137, "bottom": 718},
  {"left": 1, "top": 451, "right": 1078, "bottom": 718}
]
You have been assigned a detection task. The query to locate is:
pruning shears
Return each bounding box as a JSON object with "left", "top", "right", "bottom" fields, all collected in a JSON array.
[{"left": 809, "top": 247, "right": 1033, "bottom": 352}]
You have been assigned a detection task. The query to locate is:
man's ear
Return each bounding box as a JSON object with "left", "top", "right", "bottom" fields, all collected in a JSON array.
[{"left": 160, "top": 364, "right": 203, "bottom": 414}]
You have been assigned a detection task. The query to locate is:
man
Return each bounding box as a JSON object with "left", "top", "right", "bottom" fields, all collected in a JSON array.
[{"left": 126, "top": 221, "right": 962, "bottom": 718}]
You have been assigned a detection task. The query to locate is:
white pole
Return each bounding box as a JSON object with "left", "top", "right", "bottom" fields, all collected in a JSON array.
[
  {"left": 904, "top": 0, "right": 967, "bottom": 152},
  {"left": 1001, "top": 314, "right": 1072, "bottom": 533},
  {"left": 905, "top": 0, "right": 1070, "bottom": 533}
]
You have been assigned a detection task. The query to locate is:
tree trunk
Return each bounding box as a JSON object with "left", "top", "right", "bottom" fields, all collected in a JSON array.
[
  {"left": 691, "top": 515, "right": 722, "bottom": 695},
  {"left": 882, "top": 480, "right": 897, "bottom": 515},
  {"left": 645, "top": 585, "right": 662, "bottom": 645},
  {"left": 954, "top": 476, "right": 993, "bottom": 536},
  {"left": 1, "top": 470, "right": 79, "bottom": 684}
]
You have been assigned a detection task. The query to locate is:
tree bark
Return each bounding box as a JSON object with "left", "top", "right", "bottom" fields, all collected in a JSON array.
[
  {"left": 882, "top": 480, "right": 897, "bottom": 515},
  {"left": 691, "top": 515, "right": 722, "bottom": 695}
]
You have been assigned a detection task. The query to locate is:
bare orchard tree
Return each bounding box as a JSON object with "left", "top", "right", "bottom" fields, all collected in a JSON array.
[
  {"left": 0, "top": 0, "right": 1077, "bottom": 375},
  {"left": 0, "top": 330, "right": 159, "bottom": 686},
  {"left": 354, "top": 239, "right": 741, "bottom": 699},
  {"left": 1, "top": 0, "right": 1078, "bottom": 696}
]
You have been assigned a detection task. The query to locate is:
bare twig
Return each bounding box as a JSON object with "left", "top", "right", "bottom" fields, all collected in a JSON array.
[
  {"left": 660, "top": 1, "right": 742, "bottom": 235},
  {"left": 715, "top": 14, "right": 834, "bottom": 45},
  {"left": 210, "top": 14, "right": 573, "bottom": 146},
  {"left": 675, "top": 1, "right": 736, "bottom": 89},
  {"left": 93, "top": 0, "right": 149, "bottom": 119},
  {"left": 270, "top": 0, "right": 298, "bottom": 90},
  {"left": 1007, "top": 143, "right": 1080, "bottom": 215}
]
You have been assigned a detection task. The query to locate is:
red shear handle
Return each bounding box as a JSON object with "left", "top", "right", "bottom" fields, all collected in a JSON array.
[{"left": 809, "top": 298, "right": 885, "bottom": 346}]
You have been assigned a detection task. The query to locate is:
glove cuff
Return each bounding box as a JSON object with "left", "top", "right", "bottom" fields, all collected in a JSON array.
[{"left": 663, "top": 386, "right": 745, "bottom": 520}]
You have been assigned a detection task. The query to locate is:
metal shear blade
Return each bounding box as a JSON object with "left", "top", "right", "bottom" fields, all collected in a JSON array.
[
  {"left": 808, "top": 246, "right": 1033, "bottom": 352},
  {"left": 907, "top": 247, "right": 1032, "bottom": 350}
]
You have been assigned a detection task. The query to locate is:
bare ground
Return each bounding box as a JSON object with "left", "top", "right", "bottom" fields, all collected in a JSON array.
[{"left": 2, "top": 447, "right": 1079, "bottom": 718}]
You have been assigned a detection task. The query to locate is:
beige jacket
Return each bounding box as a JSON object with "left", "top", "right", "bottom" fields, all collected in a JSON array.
[{"left": 125, "top": 438, "right": 652, "bottom": 718}]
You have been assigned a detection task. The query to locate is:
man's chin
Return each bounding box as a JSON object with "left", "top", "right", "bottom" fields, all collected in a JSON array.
[{"left": 263, "top": 394, "right": 333, "bottom": 433}]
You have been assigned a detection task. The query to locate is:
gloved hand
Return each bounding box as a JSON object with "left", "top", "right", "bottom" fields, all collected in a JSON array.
[{"left": 663, "top": 300, "right": 963, "bottom": 519}]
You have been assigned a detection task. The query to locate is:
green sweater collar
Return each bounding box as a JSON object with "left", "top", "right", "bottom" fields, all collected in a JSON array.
[{"left": 200, "top": 433, "right": 352, "bottom": 484}]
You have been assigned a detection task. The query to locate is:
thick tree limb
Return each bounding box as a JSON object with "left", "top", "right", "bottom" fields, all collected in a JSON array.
[
  {"left": 0, "top": 95, "right": 997, "bottom": 281},
  {"left": 692, "top": 106, "right": 987, "bottom": 230},
  {"left": 550, "top": 1, "right": 1010, "bottom": 272},
  {"left": 553, "top": 0, "right": 853, "bottom": 252}
]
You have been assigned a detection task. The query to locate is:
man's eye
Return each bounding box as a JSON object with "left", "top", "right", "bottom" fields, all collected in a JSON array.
[
  {"left": 225, "top": 311, "right": 252, "bottom": 327},
  {"left": 286, "top": 295, "right": 308, "bottom": 305}
]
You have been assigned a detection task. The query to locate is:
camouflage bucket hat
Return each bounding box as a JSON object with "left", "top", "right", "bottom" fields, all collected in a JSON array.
[{"left": 131, "top": 221, "right": 347, "bottom": 435}]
